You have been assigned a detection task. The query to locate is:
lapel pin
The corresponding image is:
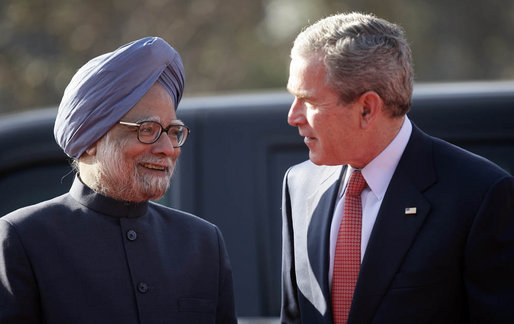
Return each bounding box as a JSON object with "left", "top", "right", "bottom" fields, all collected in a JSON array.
[{"left": 405, "top": 207, "right": 417, "bottom": 215}]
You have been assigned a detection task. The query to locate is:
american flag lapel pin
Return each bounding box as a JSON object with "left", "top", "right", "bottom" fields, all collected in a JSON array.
[{"left": 405, "top": 207, "right": 417, "bottom": 215}]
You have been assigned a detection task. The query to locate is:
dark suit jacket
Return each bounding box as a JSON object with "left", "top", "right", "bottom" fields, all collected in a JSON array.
[
  {"left": 0, "top": 176, "right": 236, "bottom": 323},
  {"left": 281, "top": 124, "right": 514, "bottom": 323}
]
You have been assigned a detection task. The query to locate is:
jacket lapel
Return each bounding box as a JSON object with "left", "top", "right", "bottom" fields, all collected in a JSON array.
[
  {"left": 305, "top": 165, "right": 345, "bottom": 317},
  {"left": 349, "top": 125, "right": 437, "bottom": 323}
]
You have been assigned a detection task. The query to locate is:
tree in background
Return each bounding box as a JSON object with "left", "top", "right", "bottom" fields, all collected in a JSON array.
[{"left": 0, "top": 0, "right": 513, "bottom": 114}]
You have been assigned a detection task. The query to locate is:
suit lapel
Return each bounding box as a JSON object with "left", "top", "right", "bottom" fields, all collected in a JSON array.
[
  {"left": 303, "top": 165, "right": 345, "bottom": 317},
  {"left": 349, "top": 125, "right": 437, "bottom": 323},
  {"left": 308, "top": 166, "right": 347, "bottom": 293}
]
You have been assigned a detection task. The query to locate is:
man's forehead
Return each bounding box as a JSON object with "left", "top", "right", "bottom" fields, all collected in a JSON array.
[
  {"left": 121, "top": 83, "right": 178, "bottom": 122},
  {"left": 287, "top": 55, "right": 326, "bottom": 97},
  {"left": 123, "top": 113, "right": 181, "bottom": 123},
  {"left": 121, "top": 108, "right": 184, "bottom": 124}
]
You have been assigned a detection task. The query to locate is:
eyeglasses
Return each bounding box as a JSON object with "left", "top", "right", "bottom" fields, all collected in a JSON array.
[{"left": 118, "top": 120, "right": 190, "bottom": 147}]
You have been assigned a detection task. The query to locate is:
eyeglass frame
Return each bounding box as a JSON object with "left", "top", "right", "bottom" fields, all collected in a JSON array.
[{"left": 118, "top": 120, "right": 190, "bottom": 147}]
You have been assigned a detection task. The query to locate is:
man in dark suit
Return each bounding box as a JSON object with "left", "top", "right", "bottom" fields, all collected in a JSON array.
[
  {"left": 0, "top": 37, "right": 236, "bottom": 323},
  {"left": 281, "top": 12, "right": 514, "bottom": 323}
]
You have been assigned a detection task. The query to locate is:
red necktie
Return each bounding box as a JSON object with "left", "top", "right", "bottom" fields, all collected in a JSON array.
[{"left": 332, "top": 170, "right": 367, "bottom": 323}]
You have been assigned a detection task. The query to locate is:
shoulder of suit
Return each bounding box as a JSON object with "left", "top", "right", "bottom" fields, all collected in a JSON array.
[
  {"left": 430, "top": 136, "right": 510, "bottom": 179},
  {"left": 1, "top": 193, "right": 70, "bottom": 225}
]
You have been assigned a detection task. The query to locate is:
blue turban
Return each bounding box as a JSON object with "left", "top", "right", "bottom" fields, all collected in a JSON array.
[{"left": 54, "top": 36, "right": 185, "bottom": 159}]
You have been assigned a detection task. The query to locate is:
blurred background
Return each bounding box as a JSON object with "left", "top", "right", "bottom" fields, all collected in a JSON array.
[{"left": 0, "top": 0, "right": 513, "bottom": 115}]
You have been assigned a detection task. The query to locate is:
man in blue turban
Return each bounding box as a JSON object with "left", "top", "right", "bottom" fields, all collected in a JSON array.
[{"left": 0, "top": 37, "right": 237, "bottom": 323}]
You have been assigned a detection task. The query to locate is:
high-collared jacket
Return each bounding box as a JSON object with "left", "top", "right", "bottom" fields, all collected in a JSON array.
[
  {"left": 281, "top": 124, "right": 514, "bottom": 323},
  {"left": 0, "top": 176, "right": 237, "bottom": 323}
]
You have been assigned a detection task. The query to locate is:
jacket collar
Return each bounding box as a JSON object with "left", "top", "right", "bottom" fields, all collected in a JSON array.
[{"left": 70, "top": 175, "right": 148, "bottom": 219}]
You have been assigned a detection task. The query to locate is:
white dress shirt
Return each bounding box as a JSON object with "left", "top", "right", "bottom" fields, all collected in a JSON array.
[{"left": 328, "top": 116, "right": 413, "bottom": 288}]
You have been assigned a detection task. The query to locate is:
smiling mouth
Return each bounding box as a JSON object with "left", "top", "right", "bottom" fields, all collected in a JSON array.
[{"left": 141, "top": 163, "right": 168, "bottom": 172}]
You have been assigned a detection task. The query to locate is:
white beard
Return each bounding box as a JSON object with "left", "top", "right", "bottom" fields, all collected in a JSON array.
[{"left": 91, "top": 133, "right": 173, "bottom": 202}]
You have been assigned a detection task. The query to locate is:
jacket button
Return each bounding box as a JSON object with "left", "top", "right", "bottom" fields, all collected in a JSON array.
[
  {"left": 137, "top": 282, "right": 149, "bottom": 293},
  {"left": 127, "top": 230, "right": 137, "bottom": 241}
]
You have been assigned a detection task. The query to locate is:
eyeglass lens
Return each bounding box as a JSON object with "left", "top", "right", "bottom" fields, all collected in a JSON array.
[{"left": 138, "top": 121, "right": 187, "bottom": 147}]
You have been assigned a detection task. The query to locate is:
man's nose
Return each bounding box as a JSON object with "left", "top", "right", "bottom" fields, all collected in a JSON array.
[
  {"left": 288, "top": 98, "right": 306, "bottom": 127},
  {"left": 151, "top": 133, "right": 178, "bottom": 157}
]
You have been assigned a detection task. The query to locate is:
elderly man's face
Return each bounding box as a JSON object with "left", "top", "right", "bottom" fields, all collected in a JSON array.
[{"left": 93, "top": 83, "right": 180, "bottom": 202}]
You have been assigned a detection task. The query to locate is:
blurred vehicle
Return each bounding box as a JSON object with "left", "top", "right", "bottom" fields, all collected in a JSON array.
[{"left": 1, "top": 80, "right": 513, "bottom": 321}]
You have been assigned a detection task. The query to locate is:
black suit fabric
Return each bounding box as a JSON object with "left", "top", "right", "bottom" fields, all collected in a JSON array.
[{"left": 0, "top": 177, "right": 237, "bottom": 323}]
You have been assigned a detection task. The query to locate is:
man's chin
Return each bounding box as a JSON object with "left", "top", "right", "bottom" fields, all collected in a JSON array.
[
  {"left": 139, "top": 182, "right": 170, "bottom": 201},
  {"left": 309, "top": 151, "right": 325, "bottom": 165},
  {"left": 119, "top": 178, "right": 170, "bottom": 202}
]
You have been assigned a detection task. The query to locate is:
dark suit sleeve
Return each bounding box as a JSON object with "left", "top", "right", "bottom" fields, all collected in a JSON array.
[
  {"left": 280, "top": 168, "right": 301, "bottom": 323},
  {"left": 214, "top": 226, "right": 237, "bottom": 324},
  {"left": 465, "top": 176, "right": 514, "bottom": 322},
  {"left": 0, "top": 219, "right": 41, "bottom": 323}
]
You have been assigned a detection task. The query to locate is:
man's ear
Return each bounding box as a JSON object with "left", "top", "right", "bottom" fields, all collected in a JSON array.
[{"left": 358, "top": 91, "right": 383, "bottom": 128}]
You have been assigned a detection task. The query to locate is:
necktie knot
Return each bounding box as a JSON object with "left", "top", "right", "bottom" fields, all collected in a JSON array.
[{"left": 346, "top": 170, "right": 367, "bottom": 197}]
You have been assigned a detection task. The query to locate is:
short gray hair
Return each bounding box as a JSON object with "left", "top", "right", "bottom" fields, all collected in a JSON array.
[{"left": 292, "top": 12, "right": 413, "bottom": 117}]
